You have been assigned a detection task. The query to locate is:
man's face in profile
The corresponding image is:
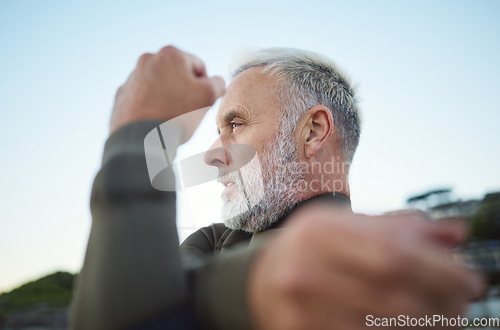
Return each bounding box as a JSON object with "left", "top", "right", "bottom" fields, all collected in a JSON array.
[{"left": 203, "top": 67, "right": 305, "bottom": 232}]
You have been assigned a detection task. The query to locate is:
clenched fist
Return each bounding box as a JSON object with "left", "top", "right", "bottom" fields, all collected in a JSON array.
[{"left": 110, "top": 45, "right": 225, "bottom": 135}]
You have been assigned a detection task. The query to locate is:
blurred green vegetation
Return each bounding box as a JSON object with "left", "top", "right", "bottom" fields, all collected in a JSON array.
[
  {"left": 0, "top": 271, "right": 76, "bottom": 315},
  {"left": 470, "top": 192, "right": 500, "bottom": 241}
]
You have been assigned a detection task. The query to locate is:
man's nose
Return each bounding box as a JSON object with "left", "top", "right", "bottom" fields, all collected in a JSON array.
[{"left": 204, "top": 137, "right": 227, "bottom": 167}]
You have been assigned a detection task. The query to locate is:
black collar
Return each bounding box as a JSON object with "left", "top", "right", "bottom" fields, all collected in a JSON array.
[{"left": 265, "top": 192, "right": 351, "bottom": 231}]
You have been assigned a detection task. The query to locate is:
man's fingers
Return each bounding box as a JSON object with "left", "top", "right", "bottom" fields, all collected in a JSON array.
[
  {"left": 422, "top": 219, "right": 468, "bottom": 249},
  {"left": 184, "top": 52, "right": 207, "bottom": 78},
  {"left": 156, "top": 45, "right": 206, "bottom": 78},
  {"left": 157, "top": 45, "right": 224, "bottom": 106},
  {"left": 137, "top": 52, "right": 153, "bottom": 67},
  {"left": 411, "top": 248, "right": 484, "bottom": 306},
  {"left": 376, "top": 213, "right": 467, "bottom": 249},
  {"left": 184, "top": 52, "right": 225, "bottom": 105}
]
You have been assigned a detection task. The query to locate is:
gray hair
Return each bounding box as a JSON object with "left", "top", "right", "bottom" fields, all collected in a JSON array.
[{"left": 230, "top": 48, "right": 361, "bottom": 164}]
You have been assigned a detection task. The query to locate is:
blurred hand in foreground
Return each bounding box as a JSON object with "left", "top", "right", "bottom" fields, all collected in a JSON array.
[{"left": 249, "top": 205, "right": 484, "bottom": 330}]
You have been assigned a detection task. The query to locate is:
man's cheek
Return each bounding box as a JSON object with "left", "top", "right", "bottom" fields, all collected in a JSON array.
[{"left": 241, "top": 163, "right": 265, "bottom": 204}]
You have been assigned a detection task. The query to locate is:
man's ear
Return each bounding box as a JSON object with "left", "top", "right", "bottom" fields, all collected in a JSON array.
[{"left": 302, "top": 105, "right": 334, "bottom": 158}]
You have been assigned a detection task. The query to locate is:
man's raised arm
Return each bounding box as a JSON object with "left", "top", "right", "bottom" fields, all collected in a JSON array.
[{"left": 70, "top": 46, "right": 225, "bottom": 329}]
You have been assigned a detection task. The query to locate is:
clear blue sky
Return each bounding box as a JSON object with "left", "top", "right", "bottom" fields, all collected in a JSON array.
[{"left": 1, "top": 0, "right": 499, "bottom": 293}]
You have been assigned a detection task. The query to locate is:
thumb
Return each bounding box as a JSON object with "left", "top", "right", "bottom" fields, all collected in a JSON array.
[
  {"left": 208, "top": 76, "right": 226, "bottom": 103},
  {"left": 208, "top": 75, "right": 226, "bottom": 100},
  {"left": 195, "top": 75, "right": 226, "bottom": 108}
]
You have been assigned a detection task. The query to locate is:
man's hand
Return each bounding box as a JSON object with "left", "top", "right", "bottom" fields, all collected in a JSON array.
[
  {"left": 249, "top": 205, "right": 484, "bottom": 330},
  {"left": 110, "top": 45, "right": 225, "bottom": 136}
]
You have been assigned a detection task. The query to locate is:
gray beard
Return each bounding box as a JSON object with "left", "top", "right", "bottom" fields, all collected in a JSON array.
[{"left": 220, "top": 129, "right": 305, "bottom": 233}]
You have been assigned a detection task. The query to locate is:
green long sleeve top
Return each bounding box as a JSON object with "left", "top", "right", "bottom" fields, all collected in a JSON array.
[{"left": 69, "top": 119, "right": 350, "bottom": 330}]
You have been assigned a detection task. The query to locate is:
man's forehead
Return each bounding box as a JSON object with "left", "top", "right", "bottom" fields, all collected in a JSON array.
[{"left": 215, "top": 68, "right": 279, "bottom": 125}]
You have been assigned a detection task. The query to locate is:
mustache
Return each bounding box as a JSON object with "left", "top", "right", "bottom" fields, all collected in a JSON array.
[{"left": 217, "top": 170, "right": 241, "bottom": 184}]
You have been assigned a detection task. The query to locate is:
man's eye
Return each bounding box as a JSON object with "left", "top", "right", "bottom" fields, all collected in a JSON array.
[{"left": 230, "top": 123, "right": 241, "bottom": 130}]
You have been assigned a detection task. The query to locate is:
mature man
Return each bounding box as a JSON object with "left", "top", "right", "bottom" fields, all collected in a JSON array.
[{"left": 71, "top": 46, "right": 482, "bottom": 330}]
